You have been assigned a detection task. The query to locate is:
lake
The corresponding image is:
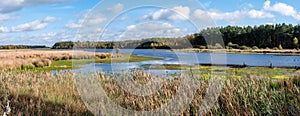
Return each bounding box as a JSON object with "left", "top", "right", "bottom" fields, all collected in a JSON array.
[{"left": 71, "top": 49, "right": 300, "bottom": 74}]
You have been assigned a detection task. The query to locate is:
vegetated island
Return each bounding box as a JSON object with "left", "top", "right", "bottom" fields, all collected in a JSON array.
[{"left": 51, "top": 23, "right": 300, "bottom": 54}]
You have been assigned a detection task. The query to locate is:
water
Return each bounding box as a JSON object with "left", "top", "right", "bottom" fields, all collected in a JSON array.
[
  {"left": 64, "top": 49, "right": 300, "bottom": 74},
  {"left": 93, "top": 49, "right": 300, "bottom": 66}
]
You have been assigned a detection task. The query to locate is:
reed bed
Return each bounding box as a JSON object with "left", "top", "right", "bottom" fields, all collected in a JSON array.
[
  {"left": 0, "top": 50, "right": 111, "bottom": 70},
  {"left": 0, "top": 70, "right": 299, "bottom": 115}
]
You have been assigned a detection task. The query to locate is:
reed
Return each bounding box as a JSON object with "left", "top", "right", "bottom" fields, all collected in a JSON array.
[
  {"left": 0, "top": 50, "right": 111, "bottom": 70},
  {"left": 0, "top": 70, "right": 298, "bottom": 115}
]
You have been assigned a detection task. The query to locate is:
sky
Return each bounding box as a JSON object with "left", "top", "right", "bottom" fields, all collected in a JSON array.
[{"left": 0, "top": 0, "right": 300, "bottom": 46}]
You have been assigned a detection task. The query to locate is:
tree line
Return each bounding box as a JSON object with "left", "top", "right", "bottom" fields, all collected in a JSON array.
[
  {"left": 52, "top": 23, "right": 300, "bottom": 50},
  {"left": 0, "top": 45, "right": 48, "bottom": 49}
]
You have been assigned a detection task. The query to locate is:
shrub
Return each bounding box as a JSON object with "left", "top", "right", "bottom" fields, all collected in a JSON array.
[
  {"left": 252, "top": 46, "right": 259, "bottom": 50},
  {"left": 20, "top": 64, "right": 35, "bottom": 69},
  {"left": 228, "top": 42, "right": 240, "bottom": 49},
  {"left": 61, "top": 55, "right": 70, "bottom": 60},
  {"left": 41, "top": 59, "right": 52, "bottom": 66},
  {"left": 32, "top": 60, "right": 44, "bottom": 67},
  {"left": 239, "top": 45, "right": 250, "bottom": 50},
  {"left": 215, "top": 43, "right": 224, "bottom": 49},
  {"left": 199, "top": 46, "right": 207, "bottom": 49},
  {"left": 207, "top": 45, "right": 214, "bottom": 49},
  {"left": 273, "top": 47, "right": 278, "bottom": 50}
]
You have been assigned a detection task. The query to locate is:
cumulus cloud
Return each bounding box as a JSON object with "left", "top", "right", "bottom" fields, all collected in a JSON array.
[
  {"left": 263, "top": 0, "right": 300, "bottom": 20},
  {"left": 65, "top": 21, "right": 82, "bottom": 29},
  {"left": 0, "top": 13, "right": 16, "bottom": 22},
  {"left": 0, "top": 0, "right": 72, "bottom": 13},
  {"left": 0, "top": 16, "right": 58, "bottom": 33},
  {"left": 106, "top": 3, "right": 124, "bottom": 13},
  {"left": 142, "top": 6, "right": 190, "bottom": 21},
  {"left": 247, "top": 10, "right": 274, "bottom": 19},
  {"left": 193, "top": 9, "right": 274, "bottom": 23},
  {"left": 143, "top": 5, "right": 275, "bottom": 23},
  {"left": 118, "top": 22, "right": 182, "bottom": 40},
  {"left": 65, "top": 14, "right": 107, "bottom": 29}
]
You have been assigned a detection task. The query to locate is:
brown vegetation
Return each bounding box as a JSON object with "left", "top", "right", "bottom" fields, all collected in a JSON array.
[
  {"left": 0, "top": 50, "right": 111, "bottom": 70},
  {"left": 0, "top": 70, "right": 299, "bottom": 115},
  {"left": 0, "top": 71, "right": 92, "bottom": 115}
]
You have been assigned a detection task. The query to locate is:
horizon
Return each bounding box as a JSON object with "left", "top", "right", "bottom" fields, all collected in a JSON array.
[{"left": 1, "top": 0, "right": 300, "bottom": 46}]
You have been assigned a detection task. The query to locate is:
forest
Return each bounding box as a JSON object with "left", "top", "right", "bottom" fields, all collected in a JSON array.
[{"left": 50, "top": 23, "right": 300, "bottom": 49}]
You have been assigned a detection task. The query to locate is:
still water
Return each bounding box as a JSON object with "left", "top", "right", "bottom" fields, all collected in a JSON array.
[{"left": 71, "top": 49, "right": 300, "bottom": 74}]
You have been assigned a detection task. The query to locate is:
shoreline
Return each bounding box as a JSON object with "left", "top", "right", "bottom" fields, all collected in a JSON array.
[{"left": 170, "top": 48, "right": 300, "bottom": 55}]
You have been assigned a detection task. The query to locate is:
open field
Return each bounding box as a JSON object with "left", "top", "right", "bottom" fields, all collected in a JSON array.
[{"left": 0, "top": 70, "right": 299, "bottom": 115}]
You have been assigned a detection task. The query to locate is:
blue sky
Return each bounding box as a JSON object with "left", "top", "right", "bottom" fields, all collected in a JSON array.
[{"left": 0, "top": 0, "right": 300, "bottom": 46}]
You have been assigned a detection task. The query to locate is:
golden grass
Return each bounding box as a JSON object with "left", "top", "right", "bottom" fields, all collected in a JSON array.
[
  {"left": 0, "top": 70, "right": 299, "bottom": 115},
  {"left": 0, "top": 50, "right": 111, "bottom": 70}
]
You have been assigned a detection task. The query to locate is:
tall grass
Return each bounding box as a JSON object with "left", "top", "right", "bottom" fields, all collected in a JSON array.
[
  {"left": 0, "top": 71, "right": 92, "bottom": 115},
  {"left": 0, "top": 50, "right": 111, "bottom": 70},
  {"left": 0, "top": 70, "right": 299, "bottom": 115}
]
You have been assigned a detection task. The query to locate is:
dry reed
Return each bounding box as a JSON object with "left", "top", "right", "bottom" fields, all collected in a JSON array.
[
  {"left": 0, "top": 70, "right": 298, "bottom": 115},
  {"left": 0, "top": 50, "right": 111, "bottom": 70}
]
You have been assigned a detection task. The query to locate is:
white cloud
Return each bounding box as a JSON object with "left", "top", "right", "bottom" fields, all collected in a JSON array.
[
  {"left": 0, "top": 13, "right": 16, "bottom": 22},
  {"left": 43, "top": 16, "right": 58, "bottom": 22},
  {"left": 193, "top": 9, "right": 274, "bottom": 23},
  {"left": 118, "top": 22, "right": 182, "bottom": 40},
  {"left": 142, "top": 6, "right": 190, "bottom": 21},
  {"left": 106, "top": 3, "right": 124, "bottom": 13},
  {"left": 0, "top": 26, "right": 10, "bottom": 33},
  {"left": 65, "top": 14, "right": 107, "bottom": 29},
  {"left": 0, "top": 0, "right": 72, "bottom": 13},
  {"left": 173, "top": 6, "right": 190, "bottom": 19},
  {"left": 65, "top": 21, "right": 82, "bottom": 29},
  {"left": 11, "top": 20, "right": 48, "bottom": 32},
  {"left": 263, "top": 1, "right": 300, "bottom": 20},
  {"left": 0, "top": 16, "right": 58, "bottom": 33},
  {"left": 143, "top": 5, "right": 275, "bottom": 23},
  {"left": 53, "top": 5, "right": 74, "bottom": 10},
  {"left": 0, "top": 1, "right": 23, "bottom": 13},
  {"left": 247, "top": 10, "right": 274, "bottom": 19}
]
